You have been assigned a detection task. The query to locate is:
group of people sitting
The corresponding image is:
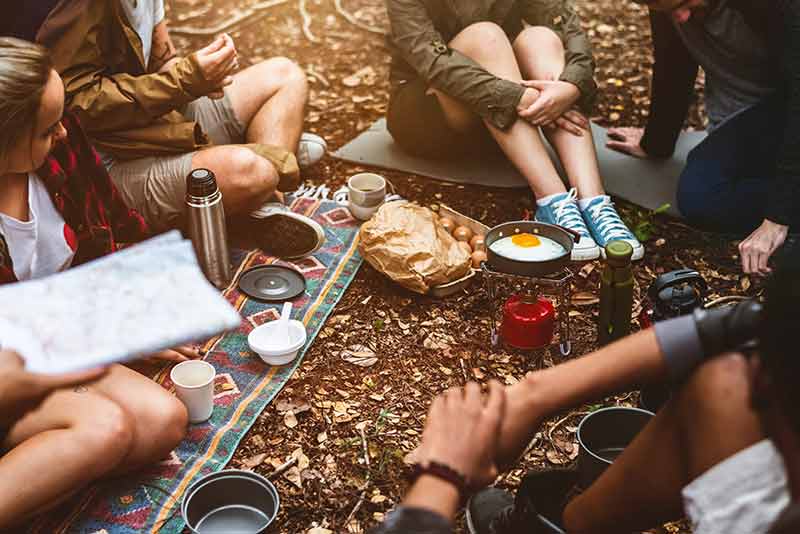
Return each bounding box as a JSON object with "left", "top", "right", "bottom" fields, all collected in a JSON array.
[{"left": 0, "top": 0, "right": 796, "bottom": 530}]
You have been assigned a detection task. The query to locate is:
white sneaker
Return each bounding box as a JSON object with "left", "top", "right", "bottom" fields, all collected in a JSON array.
[{"left": 297, "top": 132, "right": 327, "bottom": 168}]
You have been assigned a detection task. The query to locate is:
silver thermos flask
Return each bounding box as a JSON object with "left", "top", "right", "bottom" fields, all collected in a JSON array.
[{"left": 185, "top": 168, "right": 232, "bottom": 288}]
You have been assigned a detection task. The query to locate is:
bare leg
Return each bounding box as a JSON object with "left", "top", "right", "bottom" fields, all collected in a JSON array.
[
  {"left": 226, "top": 57, "right": 308, "bottom": 153},
  {"left": 513, "top": 26, "right": 603, "bottom": 199},
  {"left": 0, "top": 389, "right": 135, "bottom": 526},
  {"left": 191, "top": 145, "right": 279, "bottom": 215},
  {"left": 88, "top": 365, "right": 187, "bottom": 468},
  {"left": 434, "top": 22, "right": 565, "bottom": 199},
  {"left": 0, "top": 365, "right": 187, "bottom": 527},
  {"left": 563, "top": 353, "right": 765, "bottom": 533}
]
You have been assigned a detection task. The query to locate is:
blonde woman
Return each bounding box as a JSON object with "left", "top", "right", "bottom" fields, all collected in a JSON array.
[{"left": 0, "top": 38, "right": 190, "bottom": 527}]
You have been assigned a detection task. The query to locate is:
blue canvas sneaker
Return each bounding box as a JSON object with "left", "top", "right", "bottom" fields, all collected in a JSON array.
[
  {"left": 535, "top": 188, "right": 600, "bottom": 261},
  {"left": 581, "top": 195, "right": 644, "bottom": 260}
]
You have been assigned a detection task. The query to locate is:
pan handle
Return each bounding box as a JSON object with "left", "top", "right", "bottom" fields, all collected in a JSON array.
[{"left": 557, "top": 225, "right": 582, "bottom": 243}]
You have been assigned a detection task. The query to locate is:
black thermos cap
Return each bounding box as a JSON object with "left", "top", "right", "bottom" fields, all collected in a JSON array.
[{"left": 186, "top": 168, "right": 218, "bottom": 197}]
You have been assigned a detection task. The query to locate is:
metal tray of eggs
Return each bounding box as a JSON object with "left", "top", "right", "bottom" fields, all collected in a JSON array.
[{"left": 429, "top": 204, "right": 489, "bottom": 298}]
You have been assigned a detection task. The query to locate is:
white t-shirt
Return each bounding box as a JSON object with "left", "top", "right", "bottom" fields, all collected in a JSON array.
[
  {"left": 120, "top": 0, "right": 166, "bottom": 70},
  {"left": 0, "top": 174, "right": 77, "bottom": 281}
]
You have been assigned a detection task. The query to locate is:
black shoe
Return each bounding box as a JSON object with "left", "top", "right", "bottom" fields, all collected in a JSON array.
[
  {"left": 466, "top": 470, "right": 579, "bottom": 534},
  {"left": 465, "top": 487, "right": 519, "bottom": 534}
]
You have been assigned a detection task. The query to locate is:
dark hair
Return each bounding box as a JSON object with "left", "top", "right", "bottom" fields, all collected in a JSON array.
[
  {"left": 759, "top": 256, "right": 800, "bottom": 430},
  {"left": 0, "top": 37, "right": 53, "bottom": 166}
]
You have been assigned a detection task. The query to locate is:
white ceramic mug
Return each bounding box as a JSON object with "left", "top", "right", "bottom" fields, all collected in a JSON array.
[
  {"left": 171, "top": 360, "right": 216, "bottom": 424},
  {"left": 347, "top": 173, "right": 386, "bottom": 220}
]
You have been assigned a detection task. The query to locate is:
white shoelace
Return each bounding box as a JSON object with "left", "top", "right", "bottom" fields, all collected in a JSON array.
[
  {"left": 552, "top": 188, "right": 590, "bottom": 237},
  {"left": 586, "top": 197, "right": 634, "bottom": 241}
]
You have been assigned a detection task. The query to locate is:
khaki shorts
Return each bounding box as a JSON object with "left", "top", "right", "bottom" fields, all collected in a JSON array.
[
  {"left": 682, "top": 439, "right": 790, "bottom": 534},
  {"left": 105, "top": 91, "right": 246, "bottom": 231}
]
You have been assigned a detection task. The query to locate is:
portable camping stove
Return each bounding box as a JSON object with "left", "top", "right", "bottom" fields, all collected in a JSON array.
[{"left": 481, "top": 263, "right": 574, "bottom": 355}]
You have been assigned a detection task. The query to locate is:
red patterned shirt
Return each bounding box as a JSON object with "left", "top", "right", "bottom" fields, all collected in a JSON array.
[{"left": 0, "top": 112, "right": 149, "bottom": 284}]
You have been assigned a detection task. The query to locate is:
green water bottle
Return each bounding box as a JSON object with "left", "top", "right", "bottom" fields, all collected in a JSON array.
[{"left": 598, "top": 241, "right": 634, "bottom": 345}]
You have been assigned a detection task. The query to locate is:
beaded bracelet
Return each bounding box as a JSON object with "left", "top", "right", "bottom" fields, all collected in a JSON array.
[{"left": 406, "top": 461, "right": 470, "bottom": 497}]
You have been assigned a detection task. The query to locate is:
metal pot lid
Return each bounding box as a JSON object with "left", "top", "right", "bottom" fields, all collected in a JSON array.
[{"left": 238, "top": 265, "right": 306, "bottom": 302}]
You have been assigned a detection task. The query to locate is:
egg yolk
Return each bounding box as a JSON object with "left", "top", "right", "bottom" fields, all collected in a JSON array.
[{"left": 511, "top": 233, "right": 541, "bottom": 247}]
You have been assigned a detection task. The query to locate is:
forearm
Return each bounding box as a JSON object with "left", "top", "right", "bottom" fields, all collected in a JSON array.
[
  {"left": 369, "top": 476, "right": 456, "bottom": 534},
  {"left": 497, "top": 328, "right": 666, "bottom": 467},
  {"left": 64, "top": 55, "right": 215, "bottom": 131}
]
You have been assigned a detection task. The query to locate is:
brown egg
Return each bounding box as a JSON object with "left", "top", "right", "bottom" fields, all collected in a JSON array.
[
  {"left": 439, "top": 217, "right": 455, "bottom": 234},
  {"left": 457, "top": 241, "right": 472, "bottom": 255},
  {"left": 453, "top": 225, "right": 474, "bottom": 243},
  {"left": 470, "top": 234, "right": 486, "bottom": 252},
  {"left": 471, "top": 250, "right": 487, "bottom": 268}
]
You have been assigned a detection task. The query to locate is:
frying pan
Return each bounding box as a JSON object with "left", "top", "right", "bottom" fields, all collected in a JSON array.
[{"left": 485, "top": 221, "right": 580, "bottom": 276}]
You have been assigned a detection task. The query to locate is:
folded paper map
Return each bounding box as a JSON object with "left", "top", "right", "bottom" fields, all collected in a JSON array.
[{"left": 0, "top": 231, "right": 241, "bottom": 374}]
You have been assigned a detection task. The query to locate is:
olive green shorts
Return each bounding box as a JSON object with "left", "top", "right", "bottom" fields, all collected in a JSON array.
[
  {"left": 386, "top": 78, "right": 497, "bottom": 160},
  {"left": 104, "top": 91, "right": 246, "bottom": 231}
]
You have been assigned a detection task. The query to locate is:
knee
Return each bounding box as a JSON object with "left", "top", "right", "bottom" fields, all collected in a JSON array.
[
  {"left": 139, "top": 393, "right": 188, "bottom": 456},
  {"left": 79, "top": 400, "right": 135, "bottom": 472},
  {"left": 227, "top": 147, "right": 279, "bottom": 198},
  {"left": 515, "top": 26, "right": 563, "bottom": 59},
  {"left": 269, "top": 56, "right": 308, "bottom": 99},
  {"left": 676, "top": 352, "right": 751, "bottom": 412},
  {"left": 457, "top": 22, "right": 509, "bottom": 54}
]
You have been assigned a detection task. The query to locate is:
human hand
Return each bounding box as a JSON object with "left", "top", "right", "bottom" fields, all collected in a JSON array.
[
  {"left": 518, "top": 80, "right": 580, "bottom": 126},
  {"left": 606, "top": 127, "right": 648, "bottom": 158},
  {"left": 517, "top": 87, "right": 541, "bottom": 113},
  {"left": 145, "top": 345, "right": 203, "bottom": 363},
  {"left": 544, "top": 109, "right": 590, "bottom": 137},
  {"left": 739, "top": 219, "right": 789, "bottom": 275},
  {"left": 415, "top": 380, "right": 506, "bottom": 487},
  {"left": 0, "top": 351, "right": 107, "bottom": 428},
  {"left": 194, "top": 34, "right": 238, "bottom": 97}
]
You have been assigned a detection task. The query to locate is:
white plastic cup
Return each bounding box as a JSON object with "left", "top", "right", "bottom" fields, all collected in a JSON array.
[
  {"left": 171, "top": 360, "right": 216, "bottom": 423},
  {"left": 347, "top": 173, "right": 386, "bottom": 220}
]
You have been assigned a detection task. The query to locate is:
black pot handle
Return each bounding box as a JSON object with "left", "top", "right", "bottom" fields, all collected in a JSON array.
[{"left": 557, "top": 225, "right": 582, "bottom": 243}]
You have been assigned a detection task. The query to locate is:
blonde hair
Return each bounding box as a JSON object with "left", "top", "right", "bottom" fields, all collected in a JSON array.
[{"left": 0, "top": 38, "right": 53, "bottom": 163}]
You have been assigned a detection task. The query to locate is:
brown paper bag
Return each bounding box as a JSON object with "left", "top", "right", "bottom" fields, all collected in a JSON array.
[{"left": 358, "top": 202, "right": 471, "bottom": 294}]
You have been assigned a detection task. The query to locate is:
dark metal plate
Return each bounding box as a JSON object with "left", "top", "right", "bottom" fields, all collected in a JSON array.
[{"left": 238, "top": 265, "right": 306, "bottom": 302}]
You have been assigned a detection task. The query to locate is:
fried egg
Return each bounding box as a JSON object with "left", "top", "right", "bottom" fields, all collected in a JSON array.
[{"left": 489, "top": 233, "right": 565, "bottom": 261}]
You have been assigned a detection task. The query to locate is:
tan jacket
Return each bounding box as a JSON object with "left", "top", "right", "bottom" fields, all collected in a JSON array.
[
  {"left": 38, "top": 0, "right": 298, "bottom": 183},
  {"left": 386, "top": 0, "right": 596, "bottom": 130}
]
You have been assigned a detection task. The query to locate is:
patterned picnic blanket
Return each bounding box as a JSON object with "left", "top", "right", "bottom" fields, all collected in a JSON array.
[{"left": 23, "top": 197, "right": 363, "bottom": 534}]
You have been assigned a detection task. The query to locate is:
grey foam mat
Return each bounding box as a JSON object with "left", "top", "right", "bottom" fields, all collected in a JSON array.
[{"left": 332, "top": 118, "right": 707, "bottom": 217}]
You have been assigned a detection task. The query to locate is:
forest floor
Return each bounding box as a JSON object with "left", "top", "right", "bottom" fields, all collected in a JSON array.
[{"left": 168, "top": 0, "right": 752, "bottom": 531}]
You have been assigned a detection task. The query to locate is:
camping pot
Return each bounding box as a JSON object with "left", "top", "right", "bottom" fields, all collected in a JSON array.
[
  {"left": 576, "top": 407, "right": 654, "bottom": 489},
  {"left": 182, "top": 469, "right": 280, "bottom": 533},
  {"left": 501, "top": 294, "right": 555, "bottom": 349},
  {"left": 485, "top": 221, "right": 579, "bottom": 277}
]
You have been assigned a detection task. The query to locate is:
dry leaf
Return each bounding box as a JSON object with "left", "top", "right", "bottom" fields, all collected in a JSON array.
[
  {"left": 342, "top": 66, "right": 377, "bottom": 87},
  {"left": 317, "top": 431, "right": 328, "bottom": 443},
  {"left": 241, "top": 453, "right": 267, "bottom": 468},
  {"left": 578, "top": 262, "right": 596, "bottom": 278},
  {"left": 307, "top": 528, "right": 333, "bottom": 534},
  {"left": 546, "top": 448, "right": 568, "bottom": 465},
  {"left": 292, "top": 447, "right": 310, "bottom": 470},
  {"left": 284, "top": 466, "right": 302, "bottom": 488},
  {"left": 423, "top": 332, "right": 455, "bottom": 351},
  {"left": 284, "top": 411, "right": 298, "bottom": 428},
  {"left": 741, "top": 276, "right": 751, "bottom": 291},
  {"left": 472, "top": 367, "right": 485, "bottom": 379},
  {"left": 572, "top": 292, "right": 600, "bottom": 306},
  {"left": 276, "top": 398, "right": 311, "bottom": 414},
  {"left": 341, "top": 345, "right": 378, "bottom": 367}
]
